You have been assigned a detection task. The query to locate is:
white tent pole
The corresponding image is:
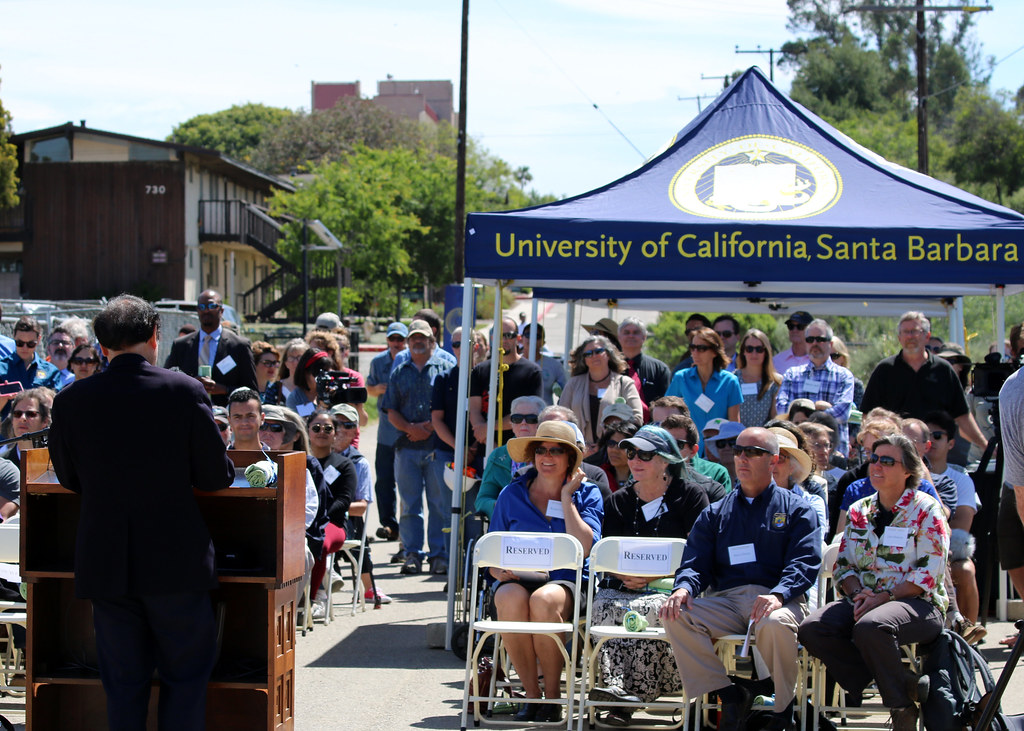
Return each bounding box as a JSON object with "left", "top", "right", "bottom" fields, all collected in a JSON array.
[
  {"left": 954, "top": 297, "right": 965, "bottom": 346},
  {"left": 564, "top": 300, "right": 577, "bottom": 370},
  {"left": 996, "top": 286, "right": 1006, "bottom": 359},
  {"left": 529, "top": 296, "right": 539, "bottom": 360},
  {"left": 486, "top": 284, "right": 503, "bottom": 458},
  {"left": 446, "top": 278, "right": 476, "bottom": 649}
]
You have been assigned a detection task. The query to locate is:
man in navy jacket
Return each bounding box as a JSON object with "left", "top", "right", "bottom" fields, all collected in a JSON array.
[
  {"left": 49, "top": 294, "right": 235, "bottom": 730},
  {"left": 660, "top": 427, "right": 821, "bottom": 731}
]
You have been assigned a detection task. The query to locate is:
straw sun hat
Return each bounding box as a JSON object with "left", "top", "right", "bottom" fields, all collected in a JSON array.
[{"left": 507, "top": 421, "right": 584, "bottom": 474}]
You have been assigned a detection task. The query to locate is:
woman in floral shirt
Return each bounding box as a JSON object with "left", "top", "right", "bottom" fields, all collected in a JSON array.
[{"left": 798, "top": 434, "right": 949, "bottom": 731}]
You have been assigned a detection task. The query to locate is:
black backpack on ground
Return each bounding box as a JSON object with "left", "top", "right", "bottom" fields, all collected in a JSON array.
[{"left": 919, "top": 628, "right": 1024, "bottom": 731}]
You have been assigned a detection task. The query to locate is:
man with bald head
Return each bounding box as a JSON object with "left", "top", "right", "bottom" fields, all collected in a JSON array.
[
  {"left": 660, "top": 427, "right": 822, "bottom": 731},
  {"left": 164, "top": 289, "right": 258, "bottom": 406}
]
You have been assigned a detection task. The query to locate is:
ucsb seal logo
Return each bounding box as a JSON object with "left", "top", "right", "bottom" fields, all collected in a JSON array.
[{"left": 669, "top": 135, "right": 842, "bottom": 220}]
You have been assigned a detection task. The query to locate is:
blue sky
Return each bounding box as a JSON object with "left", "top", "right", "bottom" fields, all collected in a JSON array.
[{"left": 1, "top": 0, "right": 1021, "bottom": 198}]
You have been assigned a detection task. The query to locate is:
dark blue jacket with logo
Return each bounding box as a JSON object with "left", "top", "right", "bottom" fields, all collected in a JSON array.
[{"left": 673, "top": 481, "right": 821, "bottom": 603}]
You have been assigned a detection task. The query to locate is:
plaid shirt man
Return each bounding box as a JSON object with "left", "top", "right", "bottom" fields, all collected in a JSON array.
[{"left": 776, "top": 358, "right": 855, "bottom": 454}]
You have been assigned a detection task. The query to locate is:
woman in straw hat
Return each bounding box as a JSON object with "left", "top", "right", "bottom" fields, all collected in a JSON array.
[{"left": 489, "top": 420, "right": 605, "bottom": 723}]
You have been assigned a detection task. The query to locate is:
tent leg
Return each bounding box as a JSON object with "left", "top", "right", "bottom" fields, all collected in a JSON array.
[{"left": 996, "top": 286, "right": 1006, "bottom": 359}]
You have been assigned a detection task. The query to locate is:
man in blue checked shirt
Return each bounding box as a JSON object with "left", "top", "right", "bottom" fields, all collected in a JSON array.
[{"left": 775, "top": 318, "right": 855, "bottom": 455}]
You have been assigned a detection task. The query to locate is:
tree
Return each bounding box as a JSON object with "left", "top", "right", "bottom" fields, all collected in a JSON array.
[
  {"left": 168, "top": 103, "right": 294, "bottom": 162},
  {"left": 250, "top": 98, "right": 435, "bottom": 174},
  {"left": 0, "top": 69, "right": 18, "bottom": 208},
  {"left": 948, "top": 88, "right": 1024, "bottom": 205}
]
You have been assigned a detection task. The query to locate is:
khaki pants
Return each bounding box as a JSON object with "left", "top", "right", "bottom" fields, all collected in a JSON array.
[{"left": 664, "top": 584, "right": 805, "bottom": 710}]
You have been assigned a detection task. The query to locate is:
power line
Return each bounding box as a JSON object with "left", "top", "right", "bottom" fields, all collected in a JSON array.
[{"left": 490, "top": 0, "right": 646, "bottom": 159}]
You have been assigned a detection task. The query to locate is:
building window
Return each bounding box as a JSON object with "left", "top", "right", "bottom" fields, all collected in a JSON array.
[
  {"left": 129, "top": 144, "right": 170, "bottom": 161},
  {"left": 29, "top": 137, "right": 71, "bottom": 162}
]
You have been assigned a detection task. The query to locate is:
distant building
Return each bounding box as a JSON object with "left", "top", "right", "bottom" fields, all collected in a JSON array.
[
  {"left": 0, "top": 122, "right": 302, "bottom": 317},
  {"left": 311, "top": 78, "right": 457, "bottom": 125}
]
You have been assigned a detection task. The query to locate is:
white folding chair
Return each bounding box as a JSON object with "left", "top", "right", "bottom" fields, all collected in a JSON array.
[
  {"left": 577, "top": 536, "right": 688, "bottom": 731},
  {"left": 327, "top": 526, "right": 369, "bottom": 622},
  {"left": 460, "top": 531, "right": 584, "bottom": 730}
]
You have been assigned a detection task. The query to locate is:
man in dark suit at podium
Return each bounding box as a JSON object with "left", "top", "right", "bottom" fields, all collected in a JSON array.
[
  {"left": 49, "top": 294, "right": 235, "bottom": 731},
  {"left": 164, "top": 289, "right": 258, "bottom": 406}
]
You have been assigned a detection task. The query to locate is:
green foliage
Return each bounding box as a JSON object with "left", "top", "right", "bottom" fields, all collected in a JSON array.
[
  {"left": 788, "top": 34, "right": 895, "bottom": 121},
  {"left": 0, "top": 70, "right": 19, "bottom": 209},
  {"left": 645, "top": 311, "right": 784, "bottom": 365},
  {"left": 948, "top": 88, "right": 1024, "bottom": 204},
  {"left": 168, "top": 103, "right": 294, "bottom": 162}
]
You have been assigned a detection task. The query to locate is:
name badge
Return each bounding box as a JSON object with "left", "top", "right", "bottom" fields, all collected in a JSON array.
[
  {"left": 501, "top": 535, "right": 555, "bottom": 569},
  {"left": 728, "top": 543, "right": 757, "bottom": 565},
  {"left": 641, "top": 497, "right": 665, "bottom": 522},
  {"left": 741, "top": 382, "right": 759, "bottom": 397},
  {"left": 216, "top": 354, "right": 237, "bottom": 374},
  {"left": 695, "top": 393, "right": 715, "bottom": 413},
  {"left": 619, "top": 538, "right": 673, "bottom": 575},
  {"left": 546, "top": 499, "right": 565, "bottom": 519},
  {"left": 882, "top": 526, "right": 909, "bottom": 549},
  {"left": 296, "top": 402, "right": 315, "bottom": 417},
  {"left": 802, "top": 379, "right": 820, "bottom": 393},
  {"left": 322, "top": 465, "right": 340, "bottom": 484}
]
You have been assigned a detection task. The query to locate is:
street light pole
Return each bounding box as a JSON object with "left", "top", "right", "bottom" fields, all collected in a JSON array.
[{"left": 454, "top": 0, "right": 469, "bottom": 282}]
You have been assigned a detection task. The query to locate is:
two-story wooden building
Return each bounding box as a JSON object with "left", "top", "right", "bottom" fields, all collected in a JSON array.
[{"left": 0, "top": 122, "right": 298, "bottom": 316}]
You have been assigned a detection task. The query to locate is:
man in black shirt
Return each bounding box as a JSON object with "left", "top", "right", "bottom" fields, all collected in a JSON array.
[{"left": 469, "top": 316, "right": 542, "bottom": 446}]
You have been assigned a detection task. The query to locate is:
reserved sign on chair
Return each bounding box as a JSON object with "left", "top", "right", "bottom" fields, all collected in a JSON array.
[
  {"left": 501, "top": 535, "right": 555, "bottom": 569},
  {"left": 618, "top": 539, "right": 674, "bottom": 575}
]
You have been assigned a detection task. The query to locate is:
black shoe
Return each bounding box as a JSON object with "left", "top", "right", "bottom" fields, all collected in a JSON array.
[
  {"left": 376, "top": 525, "right": 398, "bottom": 541},
  {"left": 400, "top": 555, "right": 422, "bottom": 575},
  {"left": 718, "top": 684, "right": 754, "bottom": 731},
  {"left": 589, "top": 686, "right": 642, "bottom": 704},
  {"left": 890, "top": 705, "right": 918, "bottom": 731},
  {"left": 390, "top": 548, "right": 406, "bottom": 564},
  {"left": 429, "top": 556, "right": 449, "bottom": 575},
  {"left": 535, "top": 703, "right": 561, "bottom": 723},
  {"left": 764, "top": 700, "right": 795, "bottom": 731},
  {"left": 513, "top": 703, "right": 538, "bottom": 722}
]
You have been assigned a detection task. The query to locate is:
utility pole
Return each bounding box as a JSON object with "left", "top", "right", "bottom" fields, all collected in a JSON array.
[
  {"left": 734, "top": 45, "right": 782, "bottom": 81},
  {"left": 677, "top": 94, "right": 716, "bottom": 112},
  {"left": 454, "top": 0, "right": 469, "bottom": 282},
  {"left": 845, "top": 4, "right": 993, "bottom": 175}
]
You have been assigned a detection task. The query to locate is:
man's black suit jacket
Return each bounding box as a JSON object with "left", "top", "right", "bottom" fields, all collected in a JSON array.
[
  {"left": 164, "top": 329, "right": 259, "bottom": 406},
  {"left": 49, "top": 354, "right": 235, "bottom": 599}
]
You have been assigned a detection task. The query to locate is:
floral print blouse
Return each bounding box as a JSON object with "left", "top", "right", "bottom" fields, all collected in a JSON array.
[{"left": 834, "top": 486, "right": 949, "bottom": 613}]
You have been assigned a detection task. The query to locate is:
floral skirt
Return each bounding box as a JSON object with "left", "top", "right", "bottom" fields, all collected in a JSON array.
[{"left": 591, "top": 588, "right": 682, "bottom": 703}]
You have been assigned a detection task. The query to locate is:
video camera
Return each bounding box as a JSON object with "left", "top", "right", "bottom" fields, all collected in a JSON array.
[
  {"left": 972, "top": 352, "right": 1023, "bottom": 400},
  {"left": 315, "top": 370, "right": 368, "bottom": 406}
]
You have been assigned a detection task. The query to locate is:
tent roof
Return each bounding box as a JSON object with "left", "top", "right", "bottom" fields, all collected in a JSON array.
[{"left": 465, "top": 67, "right": 1024, "bottom": 295}]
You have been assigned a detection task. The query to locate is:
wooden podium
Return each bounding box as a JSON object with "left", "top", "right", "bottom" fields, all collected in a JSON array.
[{"left": 21, "top": 448, "right": 306, "bottom": 730}]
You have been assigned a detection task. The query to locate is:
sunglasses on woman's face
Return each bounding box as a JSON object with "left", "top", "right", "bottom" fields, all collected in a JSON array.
[
  {"left": 582, "top": 347, "right": 607, "bottom": 358},
  {"left": 743, "top": 345, "right": 765, "bottom": 354},
  {"left": 624, "top": 446, "right": 657, "bottom": 462},
  {"left": 70, "top": 357, "right": 100, "bottom": 365},
  {"left": 260, "top": 423, "right": 285, "bottom": 433},
  {"left": 690, "top": 344, "right": 712, "bottom": 352},
  {"left": 868, "top": 454, "right": 902, "bottom": 468},
  {"left": 510, "top": 413, "right": 539, "bottom": 424},
  {"left": 533, "top": 445, "right": 567, "bottom": 457},
  {"left": 310, "top": 423, "right": 335, "bottom": 434}
]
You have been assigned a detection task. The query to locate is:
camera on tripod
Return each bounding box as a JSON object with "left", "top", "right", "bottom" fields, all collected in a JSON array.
[
  {"left": 973, "top": 352, "right": 1022, "bottom": 400},
  {"left": 315, "top": 371, "right": 368, "bottom": 406}
]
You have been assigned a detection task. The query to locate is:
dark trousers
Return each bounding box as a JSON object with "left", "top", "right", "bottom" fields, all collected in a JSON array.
[
  {"left": 92, "top": 590, "right": 218, "bottom": 731},
  {"left": 375, "top": 442, "right": 398, "bottom": 531},
  {"left": 798, "top": 596, "right": 942, "bottom": 708}
]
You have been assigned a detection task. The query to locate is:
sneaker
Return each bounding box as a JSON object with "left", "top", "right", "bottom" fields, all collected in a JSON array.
[
  {"left": 376, "top": 525, "right": 398, "bottom": 541},
  {"left": 330, "top": 571, "right": 345, "bottom": 593},
  {"left": 390, "top": 548, "right": 407, "bottom": 564},
  {"left": 400, "top": 555, "right": 422, "bottom": 575},
  {"left": 429, "top": 556, "right": 449, "bottom": 575},
  {"left": 311, "top": 598, "right": 327, "bottom": 620},
  {"left": 955, "top": 617, "right": 988, "bottom": 646},
  {"left": 364, "top": 588, "right": 392, "bottom": 604}
]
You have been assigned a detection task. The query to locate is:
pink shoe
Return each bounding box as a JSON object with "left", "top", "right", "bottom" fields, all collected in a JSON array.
[{"left": 364, "top": 589, "right": 392, "bottom": 604}]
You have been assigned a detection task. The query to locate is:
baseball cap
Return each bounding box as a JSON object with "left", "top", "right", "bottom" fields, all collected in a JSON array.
[
  {"left": 386, "top": 321, "right": 409, "bottom": 338},
  {"left": 785, "top": 311, "right": 813, "bottom": 326},
  {"left": 315, "top": 312, "right": 342, "bottom": 330},
  {"left": 407, "top": 319, "right": 433, "bottom": 338},
  {"left": 329, "top": 403, "right": 359, "bottom": 422}
]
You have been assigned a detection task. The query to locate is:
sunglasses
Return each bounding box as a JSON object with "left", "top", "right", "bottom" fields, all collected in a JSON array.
[
  {"left": 501, "top": 331, "right": 518, "bottom": 339},
  {"left": 676, "top": 439, "right": 693, "bottom": 449},
  {"left": 334, "top": 421, "right": 357, "bottom": 430},
  {"left": 930, "top": 430, "right": 947, "bottom": 440},
  {"left": 451, "top": 340, "right": 462, "bottom": 349},
  {"left": 310, "top": 423, "right": 335, "bottom": 434},
  {"left": 533, "top": 445, "right": 568, "bottom": 457},
  {"left": 925, "top": 345, "right": 943, "bottom": 353},
  {"left": 216, "top": 421, "right": 229, "bottom": 432},
  {"left": 12, "top": 409, "right": 39, "bottom": 419},
  {"left": 624, "top": 446, "right": 657, "bottom": 462},
  {"left": 715, "top": 330, "right": 735, "bottom": 339},
  {"left": 605, "top": 439, "right": 624, "bottom": 449},
  {"left": 868, "top": 454, "right": 902, "bottom": 467},
  {"left": 805, "top": 336, "right": 830, "bottom": 344},
  {"left": 15, "top": 340, "right": 37, "bottom": 349},
  {"left": 830, "top": 353, "right": 843, "bottom": 361},
  {"left": 260, "top": 423, "right": 285, "bottom": 433},
  {"left": 743, "top": 345, "right": 766, "bottom": 354},
  {"left": 259, "top": 359, "right": 280, "bottom": 368},
  {"left": 70, "top": 356, "right": 99, "bottom": 366},
  {"left": 387, "top": 335, "right": 406, "bottom": 343},
  {"left": 690, "top": 344, "right": 712, "bottom": 352},
  {"left": 734, "top": 445, "right": 773, "bottom": 458},
  {"left": 716, "top": 439, "right": 737, "bottom": 450},
  {"left": 786, "top": 322, "right": 807, "bottom": 331},
  {"left": 510, "top": 413, "right": 539, "bottom": 425},
  {"left": 582, "top": 347, "right": 607, "bottom": 358},
  {"left": 196, "top": 302, "right": 222, "bottom": 311}
]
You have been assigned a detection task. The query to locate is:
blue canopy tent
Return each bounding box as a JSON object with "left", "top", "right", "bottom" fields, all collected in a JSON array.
[{"left": 443, "top": 67, "right": 1024, "bottom": 645}]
